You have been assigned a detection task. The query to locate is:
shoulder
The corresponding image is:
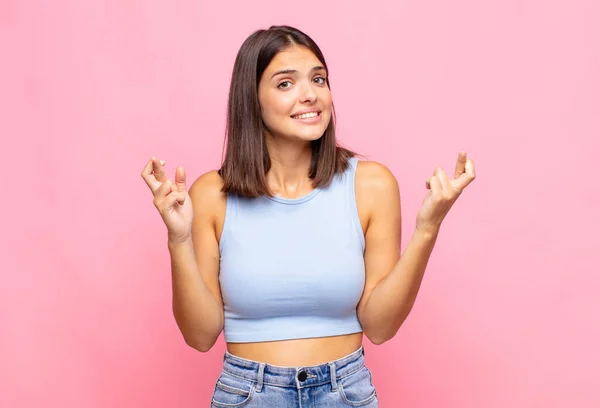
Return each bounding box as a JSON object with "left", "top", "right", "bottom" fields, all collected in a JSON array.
[
  {"left": 189, "top": 170, "right": 227, "bottom": 218},
  {"left": 355, "top": 160, "right": 399, "bottom": 196},
  {"left": 354, "top": 160, "right": 401, "bottom": 224},
  {"left": 189, "top": 170, "right": 225, "bottom": 198}
]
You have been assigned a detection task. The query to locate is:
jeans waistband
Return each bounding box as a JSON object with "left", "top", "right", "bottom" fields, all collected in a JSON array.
[{"left": 222, "top": 346, "right": 365, "bottom": 391}]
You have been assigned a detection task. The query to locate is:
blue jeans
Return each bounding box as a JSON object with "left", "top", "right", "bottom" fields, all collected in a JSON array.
[{"left": 210, "top": 346, "right": 378, "bottom": 407}]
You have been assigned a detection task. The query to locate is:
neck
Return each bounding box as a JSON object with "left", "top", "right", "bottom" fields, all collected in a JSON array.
[{"left": 265, "top": 133, "right": 313, "bottom": 198}]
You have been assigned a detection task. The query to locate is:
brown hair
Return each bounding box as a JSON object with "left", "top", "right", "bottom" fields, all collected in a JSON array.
[{"left": 218, "top": 25, "right": 356, "bottom": 198}]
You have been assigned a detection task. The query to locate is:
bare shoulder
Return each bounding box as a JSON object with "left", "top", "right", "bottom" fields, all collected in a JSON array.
[
  {"left": 189, "top": 170, "right": 224, "bottom": 196},
  {"left": 354, "top": 160, "right": 401, "bottom": 231},
  {"left": 355, "top": 160, "right": 400, "bottom": 198},
  {"left": 188, "top": 170, "right": 227, "bottom": 219}
]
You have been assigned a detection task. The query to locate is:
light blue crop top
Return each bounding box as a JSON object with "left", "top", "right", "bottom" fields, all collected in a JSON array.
[{"left": 218, "top": 157, "right": 366, "bottom": 343}]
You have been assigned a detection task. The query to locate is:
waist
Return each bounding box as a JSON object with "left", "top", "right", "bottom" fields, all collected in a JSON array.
[
  {"left": 223, "top": 343, "right": 366, "bottom": 388},
  {"left": 226, "top": 332, "right": 364, "bottom": 366}
]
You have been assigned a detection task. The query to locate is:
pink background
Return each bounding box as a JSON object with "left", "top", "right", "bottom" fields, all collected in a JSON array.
[{"left": 1, "top": 0, "right": 599, "bottom": 407}]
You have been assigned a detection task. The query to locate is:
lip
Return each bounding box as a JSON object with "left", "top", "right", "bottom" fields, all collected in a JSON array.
[{"left": 290, "top": 108, "right": 321, "bottom": 118}]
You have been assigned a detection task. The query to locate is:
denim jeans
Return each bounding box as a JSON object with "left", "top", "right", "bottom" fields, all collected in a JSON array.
[{"left": 210, "top": 346, "right": 378, "bottom": 407}]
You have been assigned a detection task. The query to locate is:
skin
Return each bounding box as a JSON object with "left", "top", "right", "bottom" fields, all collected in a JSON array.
[
  {"left": 258, "top": 45, "right": 332, "bottom": 198},
  {"left": 141, "top": 45, "right": 476, "bottom": 366}
]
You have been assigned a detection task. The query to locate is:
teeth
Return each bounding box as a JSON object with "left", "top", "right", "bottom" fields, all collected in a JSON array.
[{"left": 293, "top": 112, "right": 319, "bottom": 119}]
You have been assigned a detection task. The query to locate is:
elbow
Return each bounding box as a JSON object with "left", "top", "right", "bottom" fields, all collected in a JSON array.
[
  {"left": 178, "top": 321, "right": 221, "bottom": 353},
  {"left": 366, "top": 333, "right": 390, "bottom": 346},
  {"left": 188, "top": 342, "right": 213, "bottom": 353},
  {"left": 365, "top": 313, "right": 411, "bottom": 345},
  {"left": 364, "top": 327, "right": 399, "bottom": 345},
  {"left": 173, "top": 312, "right": 222, "bottom": 353},
  {"left": 370, "top": 337, "right": 386, "bottom": 346},
  {"left": 184, "top": 334, "right": 218, "bottom": 353}
]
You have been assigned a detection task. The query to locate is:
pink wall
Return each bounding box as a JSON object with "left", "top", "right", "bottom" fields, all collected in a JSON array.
[{"left": 2, "top": 0, "right": 598, "bottom": 407}]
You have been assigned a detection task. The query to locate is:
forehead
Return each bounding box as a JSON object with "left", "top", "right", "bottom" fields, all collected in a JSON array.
[{"left": 265, "top": 45, "right": 323, "bottom": 72}]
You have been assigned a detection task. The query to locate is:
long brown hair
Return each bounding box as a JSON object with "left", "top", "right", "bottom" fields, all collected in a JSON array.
[{"left": 219, "top": 25, "right": 355, "bottom": 198}]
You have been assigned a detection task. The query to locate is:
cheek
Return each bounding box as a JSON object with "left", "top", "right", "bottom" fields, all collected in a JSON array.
[
  {"left": 260, "top": 108, "right": 285, "bottom": 133},
  {"left": 261, "top": 94, "right": 294, "bottom": 119},
  {"left": 261, "top": 104, "right": 283, "bottom": 126},
  {"left": 321, "top": 92, "right": 333, "bottom": 113},
  {"left": 319, "top": 89, "right": 333, "bottom": 109}
]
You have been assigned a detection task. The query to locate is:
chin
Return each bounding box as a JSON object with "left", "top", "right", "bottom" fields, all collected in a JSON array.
[
  {"left": 268, "top": 126, "right": 329, "bottom": 143},
  {"left": 296, "top": 128, "right": 327, "bottom": 141},
  {"left": 291, "top": 118, "right": 331, "bottom": 141},
  {"left": 281, "top": 129, "right": 325, "bottom": 144}
]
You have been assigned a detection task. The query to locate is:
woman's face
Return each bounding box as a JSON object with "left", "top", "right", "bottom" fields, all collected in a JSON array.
[{"left": 258, "top": 45, "right": 332, "bottom": 143}]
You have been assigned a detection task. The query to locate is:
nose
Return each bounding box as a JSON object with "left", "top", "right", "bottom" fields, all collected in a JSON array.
[{"left": 298, "top": 80, "right": 317, "bottom": 103}]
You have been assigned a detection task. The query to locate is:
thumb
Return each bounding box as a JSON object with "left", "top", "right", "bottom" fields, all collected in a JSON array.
[{"left": 175, "top": 166, "right": 187, "bottom": 192}]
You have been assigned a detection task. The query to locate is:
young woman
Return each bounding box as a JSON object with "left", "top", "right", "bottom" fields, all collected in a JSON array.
[{"left": 141, "top": 25, "right": 475, "bottom": 407}]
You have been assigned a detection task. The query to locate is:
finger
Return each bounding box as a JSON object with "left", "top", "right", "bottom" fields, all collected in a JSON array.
[
  {"left": 429, "top": 175, "right": 442, "bottom": 196},
  {"left": 425, "top": 178, "right": 431, "bottom": 190},
  {"left": 154, "top": 183, "right": 177, "bottom": 210},
  {"left": 435, "top": 167, "right": 452, "bottom": 195},
  {"left": 175, "top": 191, "right": 186, "bottom": 205},
  {"left": 454, "top": 151, "right": 467, "bottom": 179},
  {"left": 175, "top": 166, "right": 187, "bottom": 192},
  {"left": 452, "top": 158, "right": 476, "bottom": 190},
  {"left": 141, "top": 159, "right": 161, "bottom": 192},
  {"left": 168, "top": 182, "right": 185, "bottom": 204},
  {"left": 151, "top": 157, "right": 167, "bottom": 183},
  {"left": 154, "top": 179, "right": 173, "bottom": 202},
  {"left": 161, "top": 191, "right": 186, "bottom": 210},
  {"left": 466, "top": 157, "right": 475, "bottom": 179},
  {"left": 141, "top": 159, "right": 153, "bottom": 180}
]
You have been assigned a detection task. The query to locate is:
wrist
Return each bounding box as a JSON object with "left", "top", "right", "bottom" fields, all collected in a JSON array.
[
  {"left": 168, "top": 234, "right": 193, "bottom": 249},
  {"left": 414, "top": 225, "right": 440, "bottom": 241}
]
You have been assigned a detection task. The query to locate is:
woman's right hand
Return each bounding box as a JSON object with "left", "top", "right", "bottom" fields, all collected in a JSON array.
[{"left": 141, "top": 157, "right": 194, "bottom": 244}]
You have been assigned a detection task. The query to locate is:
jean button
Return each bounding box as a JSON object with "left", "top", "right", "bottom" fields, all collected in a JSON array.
[{"left": 298, "top": 371, "right": 308, "bottom": 382}]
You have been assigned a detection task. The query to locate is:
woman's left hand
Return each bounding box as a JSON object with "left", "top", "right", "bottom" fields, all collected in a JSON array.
[{"left": 416, "top": 152, "right": 476, "bottom": 234}]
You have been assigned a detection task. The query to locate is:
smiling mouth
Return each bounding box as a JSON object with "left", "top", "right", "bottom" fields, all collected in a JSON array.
[{"left": 291, "top": 111, "right": 321, "bottom": 120}]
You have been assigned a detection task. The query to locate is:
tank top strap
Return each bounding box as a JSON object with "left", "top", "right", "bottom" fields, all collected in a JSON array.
[
  {"left": 342, "top": 157, "right": 365, "bottom": 251},
  {"left": 219, "top": 191, "right": 240, "bottom": 253},
  {"left": 345, "top": 156, "right": 359, "bottom": 188}
]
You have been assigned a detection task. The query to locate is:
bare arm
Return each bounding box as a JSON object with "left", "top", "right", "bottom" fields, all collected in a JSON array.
[
  {"left": 356, "top": 154, "right": 475, "bottom": 344},
  {"left": 169, "top": 171, "right": 226, "bottom": 352},
  {"left": 355, "top": 161, "right": 436, "bottom": 345}
]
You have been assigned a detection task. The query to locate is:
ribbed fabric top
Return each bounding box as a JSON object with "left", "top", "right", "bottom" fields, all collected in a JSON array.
[{"left": 218, "top": 157, "right": 365, "bottom": 342}]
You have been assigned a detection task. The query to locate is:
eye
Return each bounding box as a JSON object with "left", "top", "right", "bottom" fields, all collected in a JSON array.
[
  {"left": 313, "top": 76, "right": 327, "bottom": 85},
  {"left": 277, "top": 81, "right": 292, "bottom": 89}
]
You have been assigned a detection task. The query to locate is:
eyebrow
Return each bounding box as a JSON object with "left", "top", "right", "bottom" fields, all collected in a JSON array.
[{"left": 270, "top": 65, "right": 326, "bottom": 79}]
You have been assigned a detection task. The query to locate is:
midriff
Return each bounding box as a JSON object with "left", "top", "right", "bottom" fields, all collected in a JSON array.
[{"left": 226, "top": 332, "right": 363, "bottom": 366}]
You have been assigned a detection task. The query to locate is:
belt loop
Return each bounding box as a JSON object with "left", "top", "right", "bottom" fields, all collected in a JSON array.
[
  {"left": 256, "top": 363, "right": 266, "bottom": 393},
  {"left": 328, "top": 362, "right": 338, "bottom": 392}
]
